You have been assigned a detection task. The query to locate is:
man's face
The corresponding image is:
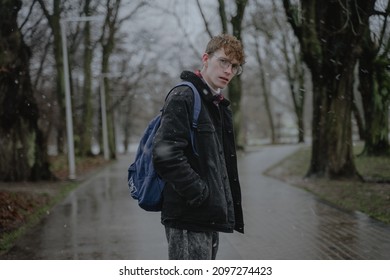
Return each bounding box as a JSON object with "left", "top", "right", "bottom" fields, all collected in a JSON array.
[{"left": 201, "top": 49, "right": 239, "bottom": 90}]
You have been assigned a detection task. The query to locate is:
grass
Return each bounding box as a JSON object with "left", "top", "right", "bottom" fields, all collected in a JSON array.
[
  {"left": 266, "top": 143, "right": 390, "bottom": 224},
  {"left": 0, "top": 181, "right": 78, "bottom": 253},
  {"left": 0, "top": 155, "right": 109, "bottom": 255},
  {"left": 355, "top": 152, "right": 390, "bottom": 182}
]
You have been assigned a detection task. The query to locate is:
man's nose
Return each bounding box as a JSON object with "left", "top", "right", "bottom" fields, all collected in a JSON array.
[{"left": 224, "top": 64, "right": 233, "bottom": 74}]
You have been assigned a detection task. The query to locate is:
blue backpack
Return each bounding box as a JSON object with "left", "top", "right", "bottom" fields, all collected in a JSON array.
[{"left": 128, "top": 81, "right": 201, "bottom": 211}]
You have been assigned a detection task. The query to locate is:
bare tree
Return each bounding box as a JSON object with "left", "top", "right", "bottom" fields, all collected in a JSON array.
[
  {"left": 99, "top": 0, "right": 147, "bottom": 159},
  {"left": 253, "top": 34, "right": 277, "bottom": 144},
  {"left": 271, "top": 1, "right": 306, "bottom": 143}
]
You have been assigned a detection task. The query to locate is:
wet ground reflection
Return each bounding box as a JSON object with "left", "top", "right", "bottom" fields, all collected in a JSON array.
[{"left": 3, "top": 145, "right": 390, "bottom": 260}]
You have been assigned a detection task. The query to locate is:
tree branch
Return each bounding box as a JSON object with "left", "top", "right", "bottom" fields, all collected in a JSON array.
[
  {"left": 282, "top": 0, "right": 301, "bottom": 39},
  {"left": 118, "top": 1, "right": 147, "bottom": 24},
  {"left": 218, "top": 0, "right": 228, "bottom": 34},
  {"left": 20, "top": 0, "right": 37, "bottom": 30},
  {"left": 195, "top": 0, "right": 213, "bottom": 38}
]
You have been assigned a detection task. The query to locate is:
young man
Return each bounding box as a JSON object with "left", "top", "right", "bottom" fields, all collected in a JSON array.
[{"left": 152, "top": 34, "right": 245, "bottom": 260}]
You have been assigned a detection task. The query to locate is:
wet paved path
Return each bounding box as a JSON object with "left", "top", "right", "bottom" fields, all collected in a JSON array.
[{"left": 3, "top": 145, "right": 390, "bottom": 260}]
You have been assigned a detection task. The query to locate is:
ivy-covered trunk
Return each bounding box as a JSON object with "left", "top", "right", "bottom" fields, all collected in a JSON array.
[{"left": 0, "top": 0, "right": 53, "bottom": 181}]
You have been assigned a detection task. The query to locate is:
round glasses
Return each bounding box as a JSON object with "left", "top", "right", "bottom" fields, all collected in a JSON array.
[{"left": 212, "top": 55, "right": 243, "bottom": 76}]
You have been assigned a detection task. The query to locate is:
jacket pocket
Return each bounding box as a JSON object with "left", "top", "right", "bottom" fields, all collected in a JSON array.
[{"left": 197, "top": 123, "right": 215, "bottom": 133}]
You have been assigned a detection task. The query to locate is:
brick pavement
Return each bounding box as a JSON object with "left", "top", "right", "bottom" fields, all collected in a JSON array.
[{"left": 218, "top": 145, "right": 390, "bottom": 259}]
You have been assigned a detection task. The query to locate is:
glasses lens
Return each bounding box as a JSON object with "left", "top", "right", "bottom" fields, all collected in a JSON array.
[
  {"left": 214, "top": 55, "right": 242, "bottom": 75},
  {"left": 235, "top": 65, "right": 243, "bottom": 75},
  {"left": 218, "top": 58, "right": 230, "bottom": 69},
  {"left": 230, "top": 64, "right": 242, "bottom": 75}
]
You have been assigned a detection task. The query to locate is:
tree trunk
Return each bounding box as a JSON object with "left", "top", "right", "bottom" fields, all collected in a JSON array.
[
  {"left": 228, "top": 76, "right": 243, "bottom": 145},
  {"left": 307, "top": 76, "right": 328, "bottom": 176},
  {"left": 325, "top": 62, "right": 358, "bottom": 178},
  {"left": 281, "top": 35, "right": 306, "bottom": 144},
  {"left": 100, "top": 0, "right": 120, "bottom": 159},
  {"left": 308, "top": 50, "right": 361, "bottom": 179},
  {"left": 228, "top": 0, "right": 247, "bottom": 147},
  {"left": 97, "top": 0, "right": 146, "bottom": 158},
  {"left": 351, "top": 89, "right": 365, "bottom": 141},
  {"left": 217, "top": 0, "right": 228, "bottom": 34},
  {"left": 37, "top": 0, "right": 66, "bottom": 154},
  {"left": 254, "top": 40, "right": 276, "bottom": 144},
  {"left": 359, "top": 26, "right": 390, "bottom": 156},
  {"left": 79, "top": 0, "right": 94, "bottom": 157},
  {"left": 284, "top": 0, "right": 375, "bottom": 179},
  {"left": 306, "top": 60, "right": 360, "bottom": 179},
  {"left": 294, "top": 51, "right": 306, "bottom": 143},
  {"left": 0, "top": 0, "right": 53, "bottom": 181}
]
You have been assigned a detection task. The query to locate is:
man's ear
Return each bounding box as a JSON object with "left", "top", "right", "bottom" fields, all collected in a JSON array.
[{"left": 202, "top": 53, "right": 209, "bottom": 67}]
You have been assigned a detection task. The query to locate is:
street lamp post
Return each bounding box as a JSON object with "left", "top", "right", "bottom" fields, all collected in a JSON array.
[
  {"left": 60, "top": 16, "right": 102, "bottom": 180},
  {"left": 99, "top": 74, "right": 110, "bottom": 161}
]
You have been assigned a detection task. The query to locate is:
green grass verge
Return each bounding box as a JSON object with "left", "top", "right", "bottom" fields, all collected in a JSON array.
[
  {"left": 266, "top": 143, "right": 390, "bottom": 224},
  {"left": 0, "top": 182, "right": 78, "bottom": 254}
]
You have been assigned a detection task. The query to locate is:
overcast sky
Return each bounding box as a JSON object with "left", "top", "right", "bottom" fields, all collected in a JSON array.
[{"left": 119, "top": 0, "right": 222, "bottom": 75}]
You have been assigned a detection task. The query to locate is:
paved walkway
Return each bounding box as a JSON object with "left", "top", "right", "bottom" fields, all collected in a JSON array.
[{"left": 3, "top": 145, "right": 390, "bottom": 259}]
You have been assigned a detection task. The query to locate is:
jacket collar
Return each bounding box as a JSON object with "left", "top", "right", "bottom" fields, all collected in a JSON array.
[{"left": 180, "top": 71, "right": 230, "bottom": 107}]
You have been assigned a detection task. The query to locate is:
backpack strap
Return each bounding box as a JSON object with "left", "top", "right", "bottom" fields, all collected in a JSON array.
[{"left": 171, "top": 81, "right": 201, "bottom": 156}]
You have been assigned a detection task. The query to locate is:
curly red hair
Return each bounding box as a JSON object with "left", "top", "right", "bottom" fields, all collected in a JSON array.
[{"left": 205, "top": 34, "right": 245, "bottom": 65}]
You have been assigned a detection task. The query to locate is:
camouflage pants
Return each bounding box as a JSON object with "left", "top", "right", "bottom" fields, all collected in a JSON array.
[{"left": 165, "top": 226, "right": 219, "bottom": 260}]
